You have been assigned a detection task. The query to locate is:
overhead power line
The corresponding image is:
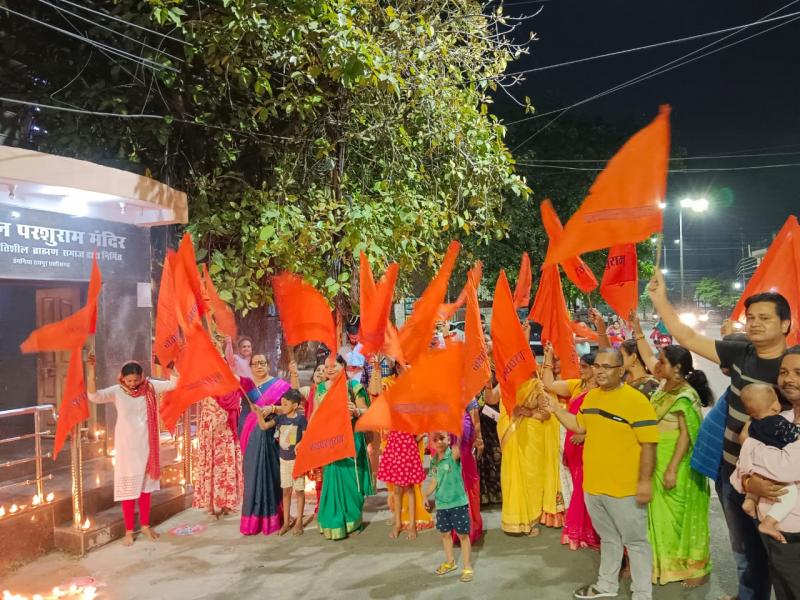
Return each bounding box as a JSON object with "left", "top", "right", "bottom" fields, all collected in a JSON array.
[
  {"left": 497, "top": 8, "right": 800, "bottom": 79},
  {"left": 33, "top": 0, "right": 184, "bottom": 63},
  {"left": 516, "top": 161, "right": 800, "bottom": 172},
  {"left": 508, "top": 0, "right": 800, "bottom": 150},
  {"left": 0, "top": 5, "right": 178, "bottom": 73},
  {"left": 48, "top": 0, "right": 190, "bottom": 45},
  {"left": 0, "top": 96, "right": 303, "bottom": 142},
  {"left": 524, "top": 151, "right": 800, "bottom": 163}
]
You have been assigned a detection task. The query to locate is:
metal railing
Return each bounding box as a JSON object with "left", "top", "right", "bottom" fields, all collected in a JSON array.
[{"left": 0, "top": 404, "right": 56, "bottom": 499}]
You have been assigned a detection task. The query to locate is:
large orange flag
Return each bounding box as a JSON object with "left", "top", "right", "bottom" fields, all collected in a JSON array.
[
  {"left": 491, "top": 270, "right": 537, "bottom": 416},
  {"left": 355, "top": 344, "right": 466, "bottom": 435},
  {"left": 398, "top": 241, "right": 460, "bottom": 364},
  {"left": 463, "top": 278, "right": 490, "bottom": 402},
  {"left": 272, "top": 272, "right": 337, "bottom": 353},
  {"left": 600, "top": 244, "right": 639, "bottom": 321},
  {"left": 52, "top": 349, "right": 88, "bottom": 459},
  {"left": 160, "top": 327, "right": 240, "bottom": 431},
  {"left": 530, "top": 265, "right": 580, "bottom": 379},
  {"left": 359, "top": 253, "right": 399, "bottom": 356},
  {"left": 544, "top": 106, "right": 670, "bottom": 265},
  {"left": 571, "top": 320, "right": 600, "bottom": 341},
  {"left": 513, "top": 252, "right": 532, "bottom": 309},
  {"left": 154, "top": 251, "right": 181, "bottom": 367},
  {"left": 202, "top": 264, "right": 238, "bottom": 340},
  {"left": 20, "top": 255, "right": 102, "bottom": 353},
  {"left": 439, "top": 261, "right": 483, "bottom": 321},
  {"left": 173, "top": 233, "right": 206, "bottom": 332},
  {"left": 293, "top": 373, "right": 356, "bottom": 477},
  {"left": 731, "top": 216, "right": 800, "bottom": 345},
  {"left": 540, "top": 199, "right": 598, "bottom": 293}
]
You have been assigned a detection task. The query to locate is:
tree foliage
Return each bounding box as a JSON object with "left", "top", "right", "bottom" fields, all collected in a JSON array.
[
  {"left": 1, "top": 0, "right": 532, "bottom": 313},
  {"left": 694, "top": 276, "right": 738, "bottom": 309}
]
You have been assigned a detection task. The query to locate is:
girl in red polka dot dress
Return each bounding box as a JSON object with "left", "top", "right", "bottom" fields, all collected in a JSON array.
[{"left": 377, "top": 430, "right": 427, "bottom": 539}]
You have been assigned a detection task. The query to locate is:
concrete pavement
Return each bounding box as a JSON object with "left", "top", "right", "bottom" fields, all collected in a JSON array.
[{"left": 2, "top": 486, "right": 737, "bottom": 600}]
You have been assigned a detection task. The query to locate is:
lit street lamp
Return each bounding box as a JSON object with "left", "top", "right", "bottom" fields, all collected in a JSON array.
[
  {"left": 733, "top": 281, "right": 742, "bottom": 290},
  {"left": 678, "top": 197, "right": 709, "bottom": 306}
]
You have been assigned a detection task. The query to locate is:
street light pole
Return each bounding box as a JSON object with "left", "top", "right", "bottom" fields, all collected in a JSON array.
[{"left": 679, "top": 206, "right": 685, "bottom": 305}]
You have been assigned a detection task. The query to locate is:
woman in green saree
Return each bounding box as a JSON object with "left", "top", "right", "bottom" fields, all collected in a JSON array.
[
  {"left": 316, "top": 355, "right": 374, "bottom": 540},
  {"left": 633, "top": 316, "right": 714, "bottom": 587}
]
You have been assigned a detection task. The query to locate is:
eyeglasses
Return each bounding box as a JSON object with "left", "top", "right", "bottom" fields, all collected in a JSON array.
[
  {"left": 592, "top": 363, "right": 623, "bottom": 371},
  {"left": 250, "top": 360, "right": 268, "bottom": 367}
]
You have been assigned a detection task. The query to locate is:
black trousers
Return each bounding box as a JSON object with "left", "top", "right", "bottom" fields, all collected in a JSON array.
[{"left": 762, "top": 532, "right": 800, "bottom": 600}]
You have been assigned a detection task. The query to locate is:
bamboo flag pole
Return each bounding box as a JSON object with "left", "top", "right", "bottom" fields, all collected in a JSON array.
[{"left": 654, "top": 233, "right": 664, "bottom": 273}]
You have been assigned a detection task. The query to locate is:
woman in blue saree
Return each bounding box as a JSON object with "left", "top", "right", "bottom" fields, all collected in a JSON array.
[{"left": 239, "top": 353, "right": 291, "bottom": 535}]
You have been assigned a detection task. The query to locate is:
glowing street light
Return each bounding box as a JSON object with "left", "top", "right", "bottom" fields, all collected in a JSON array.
[
  {"left": 678, "top": 197, "right": 709, "bottom": 305},
  {"left": 733, "top": 281, "right": 742, "bottom": 290}
]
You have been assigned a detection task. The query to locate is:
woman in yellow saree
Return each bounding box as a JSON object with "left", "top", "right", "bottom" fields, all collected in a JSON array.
[{"left": 498, "top": 378, "right": 565, "bottom": 535}]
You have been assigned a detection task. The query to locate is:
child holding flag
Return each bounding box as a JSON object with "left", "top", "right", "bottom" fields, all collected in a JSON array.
[
  {"left": 423, "top": 432, "right": 474, "bottom": 583},
  {"left": 272, "top": 389, "right": 309, "bottom": 535}
]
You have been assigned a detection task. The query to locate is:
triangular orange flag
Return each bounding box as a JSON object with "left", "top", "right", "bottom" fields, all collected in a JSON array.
[
  {"left": 20, "top": 254, "right": 102, "bottom": 353},
  {"left": 202, "top": 264, "right": 238, "bottom": 340},
  {"left": 383, "top": 322, "right": 407, "bottom": 366},
  {"left": 513, "top": 252, "right": 532, "bottom": 309},
  {"left": 359, "top": 252, "right": 399, "bottom": 356},
  {"left": 356, "top": 344, "right": 466, "bottom": 435},
  {"left": 160, "top": 327, "right": 240, "bottom": 431},
  {"left": 463, "top": 278, "right": 491, "bottom": 403},
  {"left": 731, "top": 216, "right": 800, "bottom": 345},
  {"left": 540, "top": 199, "right": 598, "bottom": 293},
  {"left": 173, "top": 233, "right": 206, "bottom": 332},
  {"left": 398, "top": 241, "right": 460, "bottom": 364},
  {"left": 600, "top": 244, "right": 639, "bottom": 321},
  {"left": 154, "top": 251, "right": 181, "bottom": 367},
  {"left": 491, "top": 270, "right": 537, "bottom": 417},
  {"left": 571, "top": 320, "right": 600, "bottom": 342},
  {"left": 52, "top": 349, "right": 88, "bottom": 459},
  {"left": 272, "top": 272, "right": 337, "bottom": 353},
  {"left": 293, "top": 373, "right": 356, "bottom": 478},
  {"left": 544, "top": 106, "right": 670, "bottom": 265},
  {"left": 530, "top": 265, "right": 581, "bottom": 379},
  {"left": 439, "top": 261, "right": 483, "bottom": 321}
]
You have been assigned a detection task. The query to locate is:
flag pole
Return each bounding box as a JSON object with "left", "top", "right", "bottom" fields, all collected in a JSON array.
[{"left": 654, "top": 233, "right": 664, "bottom": 273}]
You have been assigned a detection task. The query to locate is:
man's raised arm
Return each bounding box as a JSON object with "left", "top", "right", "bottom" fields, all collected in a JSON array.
[{"left": 647, "top": 270, "right": 720, "bottom": 364}]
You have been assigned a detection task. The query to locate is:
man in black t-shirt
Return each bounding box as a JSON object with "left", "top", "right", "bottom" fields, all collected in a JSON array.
[{"left": 648, "top": 270, "right": 790, "bottom": 600}]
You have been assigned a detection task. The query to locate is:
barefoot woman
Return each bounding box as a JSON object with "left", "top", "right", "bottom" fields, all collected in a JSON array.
[{"left": 87, "top": 354, "right": 178, "bottom": 546}]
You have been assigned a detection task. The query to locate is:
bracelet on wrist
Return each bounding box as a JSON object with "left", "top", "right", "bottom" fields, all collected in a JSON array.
[{"left": 543, "top": 363, "right": 553, "bottom": 369}]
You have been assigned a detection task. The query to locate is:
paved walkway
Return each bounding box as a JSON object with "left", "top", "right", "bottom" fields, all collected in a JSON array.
[{"left": 3, "top": 488, "right": 736, "bottom": 599}]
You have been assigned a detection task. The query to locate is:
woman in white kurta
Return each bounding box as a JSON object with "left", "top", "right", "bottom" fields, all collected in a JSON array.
[{"left": 87, "top": 355, "right": 177, "bottom": 546}]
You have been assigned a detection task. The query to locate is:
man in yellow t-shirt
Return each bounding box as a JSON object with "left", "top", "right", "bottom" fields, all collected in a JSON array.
[{"left": 545, "top": 348, "right": 658, "bottom": 600}]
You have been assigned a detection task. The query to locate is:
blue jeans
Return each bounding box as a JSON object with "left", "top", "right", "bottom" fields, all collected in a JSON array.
[{"left": 716, "top": 469, "right": 771, "bottom": 600}]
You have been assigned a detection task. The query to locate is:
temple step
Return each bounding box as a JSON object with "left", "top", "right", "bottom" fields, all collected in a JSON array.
[{"left": 53, "top": 485, "right": 194, "bottom": 555}]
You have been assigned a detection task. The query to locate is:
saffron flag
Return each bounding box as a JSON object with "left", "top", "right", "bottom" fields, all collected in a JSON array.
[
  {"left": 439, "top": 261, "right": 483, "bottom": 321},
  {"left": 540, "top": 199, "right": 598, "bottom": 293},
  {"left": 202, "top": 264, "right": 238, "bottom": 340},
  {"left": 600, "top": 244, "right": 639, "bottom": 321},
  {"left": 355, "top": 344, "right": 466, "bottom": 435},
  {"left": 359, "top": 252, "right": 399, "bottom": 356},
  {"left": 731, "top": 216, "right": 800, "bottom": 345},
  {"left": 20, "top": 254, "right": 102, "bottom": 353},
  {"left": 513, "top": 252, "right": 532, "bottom": 309},
  {"left": 570, "top": 320, "right": 600, "bottom": 342},
  {"left": 173, "top": 233, "right": 206, "bottom": 332},
  {"left": 398, "top": 241, "right": 461, "bottom": 364},
  {"left": 160, "top": 327, "right": 240, "bottom": 431},
  {"left": 491, "top": 270, "right": 537, "bottom": 416},
  {"left": 544, "top": 106, "right": 670, "bottom": 265},
  {"left": 383, "top": 322, "right": 407, "bottom": 366},
  {"left": 530, "top": 265, "right": 581, "bottom": 379},
  {"left": 272, "top": 272, "right": 337, "bottom": 353},
  {"left": 154, "top": 251, "right": 181, "bottom": 367},
  {"left": 52, "top": 349, "right": 88, "bottom": 459},
  {"left": 463, "top": 278, "right": 491, "bottom": 402},
  {"left": 293, "top": 373, "right": 356, "bottom": 477}
]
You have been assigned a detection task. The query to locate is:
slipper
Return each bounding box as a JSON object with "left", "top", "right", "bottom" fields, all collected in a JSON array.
[
  {"left": 434, "top": 562, "right": 457, "bottom": 576},
  {"left": 459, "top": 568, "right": 474, "bottom": 583}
]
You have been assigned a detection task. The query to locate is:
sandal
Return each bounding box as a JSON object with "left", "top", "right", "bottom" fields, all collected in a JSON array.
[
  {"left": 434, "top": 562, "right": 457, "bottom": 576},
  {"left": 460, "top": 568, "right": 474, "bottom": 583}
]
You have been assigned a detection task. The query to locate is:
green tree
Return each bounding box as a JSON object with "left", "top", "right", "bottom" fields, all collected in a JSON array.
[
  {"left": 1, "top": 0, "right": 532, "bottom": 313},
  {"left": 694, "top": 276, "right": 738, "bottom": 309}
]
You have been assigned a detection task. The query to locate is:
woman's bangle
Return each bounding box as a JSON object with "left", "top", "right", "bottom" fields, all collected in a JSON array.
[{"left": 543, "top": 363, "right": 553, "bottom": 369}]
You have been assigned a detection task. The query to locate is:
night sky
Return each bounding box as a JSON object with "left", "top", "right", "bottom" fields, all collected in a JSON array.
[{"left": 492, "top": 0, "right": 800, "bottom": 284}]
